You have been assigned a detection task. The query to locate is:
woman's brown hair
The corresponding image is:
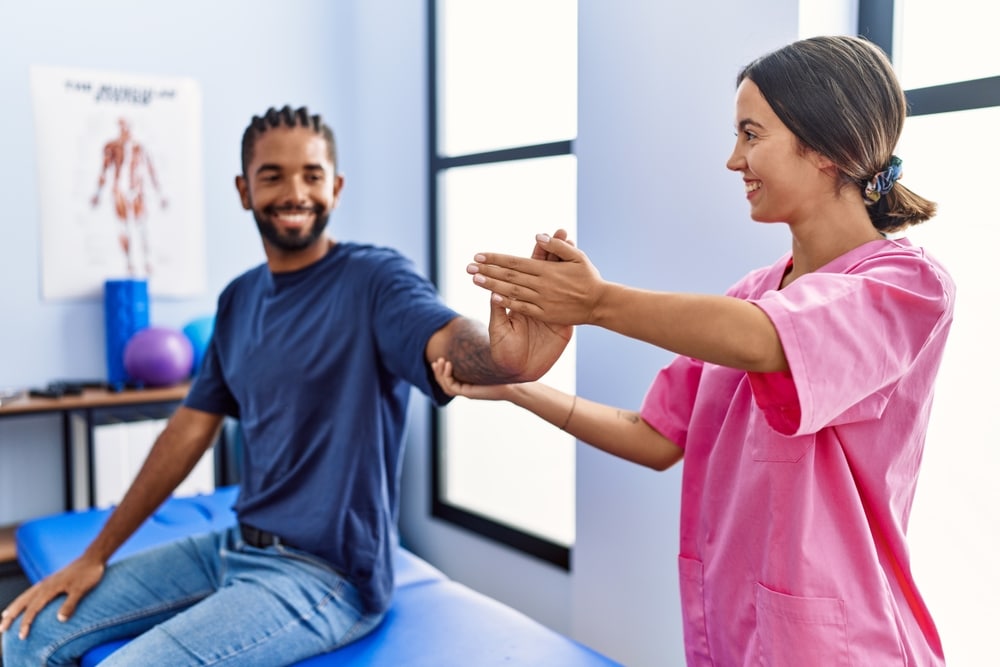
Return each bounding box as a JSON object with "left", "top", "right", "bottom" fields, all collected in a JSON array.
[{"left": 738, "top": 36, "right": 936, "bottom": 232}]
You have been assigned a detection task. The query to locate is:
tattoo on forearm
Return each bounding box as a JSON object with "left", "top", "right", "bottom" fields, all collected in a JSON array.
[
  {"left": 447, "top": 319, "right": 515, "bottom": 385},
  {"left": 617, "top": 410, "right": 641, "bottom": 424}
]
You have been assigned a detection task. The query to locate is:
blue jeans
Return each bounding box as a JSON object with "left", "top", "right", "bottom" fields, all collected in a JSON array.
[{"left": 2, "top": 526, "right": 384, "bottom": 666}]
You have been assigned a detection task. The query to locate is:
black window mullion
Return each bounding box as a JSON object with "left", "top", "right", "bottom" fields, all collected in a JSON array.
[
  {"left": 857, "top": 0, "right": 895, "bottom": 56},
  {"left": 906, "top": 76, "right": 1000, "bottom": 116},
  {"left": 436, "top": 140, "right": 574, "bottom": 170},
  {"left": 427, "top": 0, "right": 440, "bottom": 284}
]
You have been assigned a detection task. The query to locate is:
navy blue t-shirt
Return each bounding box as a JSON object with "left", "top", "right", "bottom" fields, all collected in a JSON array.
[{"left": 184, "top": 242, "right": 458, "bottom": 613}]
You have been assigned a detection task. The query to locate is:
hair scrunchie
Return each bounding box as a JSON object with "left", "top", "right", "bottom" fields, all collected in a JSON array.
[{"left": 864, "top": 156, "right": 903, "bottom": 203}]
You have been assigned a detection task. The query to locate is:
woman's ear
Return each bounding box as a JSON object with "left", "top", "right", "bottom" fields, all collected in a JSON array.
[
  {"left": 808, "top": 149, "right": 836, "bottom": 171},
  {"left": 807, "top": 150, "right": 842, "bottom": 183}
]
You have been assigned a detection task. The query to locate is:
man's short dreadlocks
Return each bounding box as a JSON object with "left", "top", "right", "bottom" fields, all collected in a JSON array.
[{"left": 240, "top": 105, "right": 338, "bottom": 176}]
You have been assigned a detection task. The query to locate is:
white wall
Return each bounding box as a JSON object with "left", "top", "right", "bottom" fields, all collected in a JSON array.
[{"left": 799, "top": 0, "right": 856, "bottom": 37}]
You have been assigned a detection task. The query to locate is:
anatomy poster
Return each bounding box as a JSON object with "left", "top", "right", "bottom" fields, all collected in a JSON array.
[{"left": 30, "top": 66, "right": 206, "bottom": 299}]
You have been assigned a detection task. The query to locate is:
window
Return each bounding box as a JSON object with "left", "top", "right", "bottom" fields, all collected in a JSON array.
[
  {"left": 429, "top": 0, "right": 578, "bottom": 567},
  {"left": 859, "top": 2, "right": 1000, "bottom": 663}
]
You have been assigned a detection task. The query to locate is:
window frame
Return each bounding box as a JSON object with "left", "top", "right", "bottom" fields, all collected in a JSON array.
[
  {"left": 426, "top": 0, "right": 576, "bottom": 570},
  {"left": 858, "top": 0, "right": 1000, "bottom": 116}
]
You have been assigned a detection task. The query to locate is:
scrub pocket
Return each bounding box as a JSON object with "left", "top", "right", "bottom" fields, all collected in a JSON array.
[
  {"left": 754, "top": 583, "right": 849, "bottom": 667},
  {"left": 678, "top": 556, "right": 715, "bottom": 667}
]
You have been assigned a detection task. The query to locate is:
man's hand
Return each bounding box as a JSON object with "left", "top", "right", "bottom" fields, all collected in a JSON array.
[
  {"left": 0, "top": 556, "right": 105, "bottom": 639},
  {"left": 482, "top": 284, "right": 572, "bottom": 382},
  {"left": 482, "top": 229, "right": 574, "bottom": 381}
]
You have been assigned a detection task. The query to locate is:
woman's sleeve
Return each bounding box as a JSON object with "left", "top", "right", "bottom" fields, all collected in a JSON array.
[{"left": 748, "top": 255, "right": 954, "bottom": 435}]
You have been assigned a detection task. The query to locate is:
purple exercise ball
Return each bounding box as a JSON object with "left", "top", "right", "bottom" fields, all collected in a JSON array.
[{"left": 123, "top": 326, "right": 194, "bottom": 387}]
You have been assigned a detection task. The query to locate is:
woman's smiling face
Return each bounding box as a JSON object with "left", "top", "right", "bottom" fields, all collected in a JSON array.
[{"left": 726, "top": 78, "right": 832, "bottom": 225}]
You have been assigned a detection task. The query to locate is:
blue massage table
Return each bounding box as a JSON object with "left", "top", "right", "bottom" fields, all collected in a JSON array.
[{"left": 15, "top": 487, "right": 620, "bottom": 666}]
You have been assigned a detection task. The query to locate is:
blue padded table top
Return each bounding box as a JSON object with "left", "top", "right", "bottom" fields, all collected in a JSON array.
[
  {"left": 294, "top": 580, "right": 621, "bottom": 667},
  {"left": 16, "top": 486, "right": 242, "bottom": 582},
  {"left": 81, "top": 580, "right": 618, "bottom": 667},
  {"left": 16, "top": 486, "right": 444, "bottom": 591},
  {"left": 16, "top": 488, "right": 622, "bottom": 666}
]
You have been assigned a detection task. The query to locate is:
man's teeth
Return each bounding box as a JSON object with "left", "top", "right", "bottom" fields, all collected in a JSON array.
[
  {"left": 277, "top": 213, "right": 311, "bottom": 223},
  {"left": 745, "top": 181, "right": 761, "bottom": 193}
]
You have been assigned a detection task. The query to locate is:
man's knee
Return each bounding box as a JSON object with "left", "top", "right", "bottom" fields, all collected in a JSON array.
[
  {"left": 2, "top": 606, "right": 73, "bottom": 666},
  {"left": 3, "top": 617, "right": 46, "bottom": 666}
]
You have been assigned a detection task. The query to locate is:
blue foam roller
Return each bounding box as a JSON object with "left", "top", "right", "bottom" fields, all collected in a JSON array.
[{"left": 103, "top": 279, "right": 149, "bottom": 386}]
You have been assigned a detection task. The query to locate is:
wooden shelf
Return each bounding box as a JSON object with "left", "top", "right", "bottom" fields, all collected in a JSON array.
[
  {"left": 0, "top": 383, "right": 190, "bottom": 418},
  {"left": 0, "top": 382, "right": 193, "bottom": 516}
]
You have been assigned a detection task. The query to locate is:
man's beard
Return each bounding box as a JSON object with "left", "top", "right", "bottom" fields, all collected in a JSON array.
[{"left": 253, "top": 204, "right": 330, "bottom": 252}]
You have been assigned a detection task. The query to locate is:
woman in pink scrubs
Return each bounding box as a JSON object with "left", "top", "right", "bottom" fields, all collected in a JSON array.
[{"left": 433, "top": 36, "right": 953, "bottom": 666}]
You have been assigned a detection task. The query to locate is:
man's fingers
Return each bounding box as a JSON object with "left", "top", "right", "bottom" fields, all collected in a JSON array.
[
  {"left": 545, "top": 229, "right": 573, "bottom": 259},
  {"left": 0, "top": 584, "right": 36, "bottom": 634},
  {"left": 0, "top": 606, "right": 14, "bottom": 633},
  {"left": 490, "top": 291, "right": 539, "bottom": 318},
  {"left": 57, "top": 593, "right": 80, "bottom": 623},
  {"left": 531, "top": 229, "right": 570, "bottom": 262},
  {"left": 16, "top": 601, "right": 42, "bottom": 639},
  {"left": 486, "top": 295, "right": 511, "bottom": 332},
  {"left": 530, "top": 239, "right": 549, "bottom": 262},
  {"left": 551, "top": 228, "right": 573, "bottom": 245},
  {"left": 533, "top": 233, "right": 579, "bottom": 260},
  {"left": 475, "top": 277, "right": 541, "bottom": 310}
]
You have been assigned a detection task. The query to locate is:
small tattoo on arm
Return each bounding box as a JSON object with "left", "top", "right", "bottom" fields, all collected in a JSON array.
[{"left": 617, "top": 410, "right": 641, "bottom": 424}]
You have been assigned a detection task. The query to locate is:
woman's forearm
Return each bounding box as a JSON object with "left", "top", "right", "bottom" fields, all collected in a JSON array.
[
  {"left": 505, "top": 382, "right": 683, "bottom": 471},
  {"left": 592, "top": 284, "right": 788, "bottom": 372}
]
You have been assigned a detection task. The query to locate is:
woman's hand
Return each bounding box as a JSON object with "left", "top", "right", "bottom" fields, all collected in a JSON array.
[
  {"left": 469, "top": 233, "right": 607, "bottom": 327},
  {"left": 432, "top": 358, "right": 517, "bottom": 401}
]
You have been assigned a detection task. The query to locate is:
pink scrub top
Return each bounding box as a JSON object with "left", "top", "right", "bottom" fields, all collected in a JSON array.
[{"left": 641, "top": 238, "right": 954, "bottom": 666}]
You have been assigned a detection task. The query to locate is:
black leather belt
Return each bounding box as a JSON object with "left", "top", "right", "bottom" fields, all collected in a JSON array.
[{"left": 240, "top": 522, "right": 294, "bottom": 549}]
